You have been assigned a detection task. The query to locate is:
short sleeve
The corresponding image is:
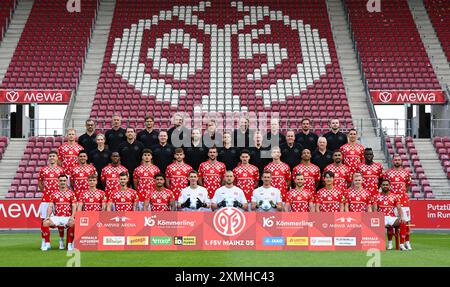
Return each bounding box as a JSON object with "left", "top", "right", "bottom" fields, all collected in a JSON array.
[{"left": 197, "top": 164, "right": 204, "bottom": 177}]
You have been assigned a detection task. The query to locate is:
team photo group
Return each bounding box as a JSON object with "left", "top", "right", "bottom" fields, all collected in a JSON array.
[{"left": 38, "top": 114, "right": 412, "bottom": 252}]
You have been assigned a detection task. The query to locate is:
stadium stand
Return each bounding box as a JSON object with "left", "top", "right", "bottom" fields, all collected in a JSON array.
[
  {"left": 343, "top": 0, "right": 441, "bottom": 90},
  {"left": 91, "top": 0, "right": 352, "bottom": 132},
  {"left": 432, "top": 136, "right": 450, "bottom": 179},
  {"left": 424, "top": 0, "right": 450, "bottom": 62},
  {"left": 0, "top": 0, "right": 98, "bottom": 90},
  {"left": 0, "top": 0, "right": 17, "bottom": 43},
  {"left": 0, "top": 136, "right": 8, "bottom": 160}
]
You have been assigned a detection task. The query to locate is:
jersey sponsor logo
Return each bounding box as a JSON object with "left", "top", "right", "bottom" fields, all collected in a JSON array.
[
  {"left": 127, "top": 236, "right": 149, "bottom": 246},
  {"left": 334, "top": 237, "right": 356, "bottom": 246},
  {"left": 286, "top": 237, "right": 309, "bottom": 246},
  {"left": 213, "top": 207, "right": 246, "bottom": 236},
  {"left": 103, "top": 236, "right": 125, "bottom": 246}
]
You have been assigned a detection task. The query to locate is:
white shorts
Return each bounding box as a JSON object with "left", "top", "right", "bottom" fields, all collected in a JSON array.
[
  {"left": 50, "top": 216, "right": 70, "bottom": 227},
  {"left": 385, "top": 216, "right": 398, "bottom": 226},
  {"left": 40, "top": 202, "right": 50, "bottom": 219},
  {"left": 395, "top": 207, "right": 411, "bottom": 222}
]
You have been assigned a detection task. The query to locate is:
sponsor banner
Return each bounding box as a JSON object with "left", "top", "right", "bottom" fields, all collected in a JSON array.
[
  {"left": 75, "top": 210, "right": 385, "bottom": 251},
  {"left": 0, "top": 89, "right": 72, "bottom": 104},
  {"left": 370, "top": 90, "right": 447, "bottom": 104},
  {"left": 0, "top": 200, "right": 41, "bottom": 229},
  {"left": 410, "top": 200, "right": 450, "bottom": 229}
]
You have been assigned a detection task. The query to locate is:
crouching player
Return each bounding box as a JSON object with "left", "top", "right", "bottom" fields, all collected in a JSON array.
[
  {"left": 42, "top": 175, "right": 77, "bottom": 251},
  {"left": 77, "top": 174, "right": 106, "bottom": 211},
  {"left": 373, "top": 179, "right": 408, "bottom": 251},
  {"left": 211, "top": 171, "right": 247, "bottom": 211}
]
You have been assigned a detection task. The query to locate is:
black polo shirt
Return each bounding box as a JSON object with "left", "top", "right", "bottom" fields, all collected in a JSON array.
[
  {"left": 136, "top": 129, "right": 159, "bottom": 149},
  {"left": 295, "top": 131, "right": 318, "bottom": 153},
  {"left": 184, "top": 143, "right": 208, "bottom": 171},
  {"left": 203, "top": 132, "right": 223, "bottom": 148},
  {"left": 168, "top": 126, "right": 190, "bottom": 148},
  {"left": 217, "top": 146, "right": 240, "bottom": 171},
  {"left": 311, "top": 149, "right": 334, "bottom": 174},
  {"left": 323, "top": 131, "right": 348, "bottom": 152},
  {"left": 233, "top": 129, "right": 253, "bottom": 149},
  {"left": 151, "top": 143, "right": 175, "bottom": 174},
  {"left": 78, "top": 132, "right": 97, "bottom": 155},
  {"left": 118, "top": 140, "right": 145, "bottom": 178},
  {"left": 105, "top": 127, "right": 126, "bottom": 152},
  {"left": 280, "top": 142, "right": 304, "bottom": 171},
  {"left": 249, "top": 146, "right": 271, "bottom": 176},
  {"left": 88, "top": 148, "right": 112, "bottom": 187},
  {"left": 263, "top": 131, "right": 286, "bottom": 148}
]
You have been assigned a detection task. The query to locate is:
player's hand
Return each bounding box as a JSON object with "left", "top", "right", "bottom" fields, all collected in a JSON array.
[
  {"left": 233, "top": 200, "right": 242, "bottom": 208},
  {"left": 218, "top": 199, "right": 227, "bottom": 208},
  {"left": 196, "top": 198, "right": 206, "bottom": 209},
  {"left": 181, "top": 198, "right": 191, "bottom": 208},
  {"left": 257, "top": 200, "right": 263, "bottom": 208},
  {"left": 269, "top": 200, "right": 276, "bottom": 208}
]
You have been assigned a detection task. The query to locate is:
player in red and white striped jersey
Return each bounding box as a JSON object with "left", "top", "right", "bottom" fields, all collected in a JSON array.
[
  {"left": 145, "top": 174, "right": 176, "bottom": 211},
  {"left": 344, "top": 173, "right": 372, "bottom": 212},
  {"left": 356, "top": 148, "right": 383, "bottom": 197},
  {"left": 107, "top": 172, "right": 138, "bottom": 211},
  {"left": 77, "top": 174, "right": 106, "bottom": 211},
  {"left": 292, "top": 149, "right": 321, "bottom": 192},
  {"left": 57, "top": 128, "right": 84, "bottom": 176},
  {"left": 101, "top": 152, "right": 128, "bottom": 199},
  {"left": 233, "top": 149, "right": 259, "bottom": 203},
  {"left": 70, "top": 150, "right": 97, "bottom": 198},
  {"left": 324, "top": 150, "right": 352, "bottom": 191},
  {"left": 315, "top": 171, "right": 345, "bottom": 212},
  {"left": 133, "top": 149, "right": 160, "bottom": 210},
  {"left": 285, "top": 173, "right": 315, "bottom": 212},
  {"left": 339, "top": 129, "right": 365, "bottom": 177},
  {"left": 264, "top": 147, "right": 291, "bottom": 202},
  {"left": 165, "top": 148, "right": 193, "bottom": 200},
  {"left": 198, "top": 147, "right": 226, "bottom": 199}
]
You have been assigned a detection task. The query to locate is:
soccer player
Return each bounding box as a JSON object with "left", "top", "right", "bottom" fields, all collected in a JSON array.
[
  {"left": 151, "top": 130, "right": 175, "bottom": 174},
  {"left": 383, "top": 154, "right": 413, "bottom": 250},
  {"left": 42, "top": 175, "right": 77, "bottom": 251},
  {"left": 233, "top": 149, "right": 259, "bottom": 203},
  {"left": 88, "top": 133, "right": 111, "bottom": 189},
  {"left": 315, "top": 171, "right": 345, "bottom": 212},
  {"left": 137, "top": 115, "right": 159, "bottom": 149},
  {"left": 165, "top": 148, "right": 193, "bottom": 200},
  {"left": 285, "top": 173, "right": 315, "bottom": 212},
  {"left": 101, "top": 152, "right": 128, "bottom": 199},
  {"left": 324, "top": 150, "right": 352, "bottom": 191},
  {"left": 184, "top": 128, "right": 208, "bottom": 171},
  {"left": 263, "top": 146, "right": 291, "bottom": 202},
  {"left": 78, "top": 119, "right": 97, "bottom": 155},
  {"left": 70, "top": 150, "right": 97, "bottom": 198},
  {"left": 77, "top": 174, "right": 106, "bottom": 211},
  {"left": 144, "top": 174, "right": 176, "bottom": 211},
  {"left": 357, "top": 148, "right": 383, "bottom": 197},
  {"left": 105, "top": 114, "right": 126, "bottom": 152},
  {"left": 251, "top": 171, "right": 283, "bottom": 212},
  {"left": 217, "top": 131, "right": 240, "bottom": 171},
  {"left": 292, "top": 149, "right": 321, "bottom": 192},
  {"left": 212, "top": 171, "right": 247, "bottom": 211},
  {"left": 38, "top": 151, "right": 65, "bottom": 251},
  {"left": 178, "top": 171, "right": 211, "bottom": 211},
  {"left": 373, "top": 179, "right": 408, "bottom": 251},
  {"left": 107, "top": 172, "right": 138, "bottom": 211},
  {"left": 339, "top": 129, "right": 365, "bottom": 177},
  {"left": 133, "top": 149, "right": 160, "bottom": 210},
  {"left": 118, "top": 126, "right": 144, "bottom": 184},
  {"left": 322, "top": 118, "right": 347, "bottom": 152},
  {"left": 58, "top": 128, "right": 84, "bottom": 176},
  {"left": 198, "top": 146, "right": 226, "bottom": 199},
  {"left": 295, "top": 118, "right": 318, "bottom": 153},
  {"left": 280, "top": 130, "right": 303, "bottom": 170},
  {"left": 344, "top": 173, "right": 372, "bottom": 212}
]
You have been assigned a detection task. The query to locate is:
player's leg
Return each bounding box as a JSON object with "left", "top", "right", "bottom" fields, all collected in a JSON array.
[
  {"left": 66, "top": 218, "right": 75, "bottom": 251},
  {"left": 384, "top": 216, "right": 394, "bottom": 250},
  {"left": 57, "top": 226, "right": 65, "bottom": 249},
  {"left": 42, "top": 218, "right": 57, "bottom": 251},
  {"left": 393, "top": 219, "right": 407, "bottom": 251},
  {"left": 39, "top": 202, "right": 51, "bottom": 250}
]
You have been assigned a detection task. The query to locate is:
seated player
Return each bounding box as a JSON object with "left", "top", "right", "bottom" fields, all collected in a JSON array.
[
  {"left": 178, "top": 171, "right": 211, "bottom": 211},
  {"left": 107, "top": 172, "right": 138, "bottom": 211},
  {"left": 77, "top": 175, "right": 106, "bottom": 211},
  {"left": 144, "top": 174, "right": 176, "bottom": 211},
  {"left": 42, "top": 175, "right": 77, "bottom": 251},
  {"left": 373, "top": 179, "right": 408, "bottom": 251},
  {"left": 315, "top": 171, "right": 345, "bottom": 212},
  {"left": 211, "top": 171, "right": 248, "bottom": 211},
  {"left": 285, "top": 173, "right": 315, "bottom": 212},
  {"left": 251, "top": 171, "right": 283, "bottom": 212},
  {"left": 344, "top": 173, "right": 372, "bottom": 212}
]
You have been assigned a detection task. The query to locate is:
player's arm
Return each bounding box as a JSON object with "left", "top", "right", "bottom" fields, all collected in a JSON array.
[
  {"left": 107, "top": 201, "right": 113, "bottom": 211},
  {"left": 169, "top": 198, "right": 177, "bottom": 211},
  {"left": 38, "top": 179, "right": 44, "bottom": 192},
  {"left": 344, "top": 202, "right": 349, "bottom": 212},
  {"left": 396, "top": 203, "right": 405, "bottom": 223},
  {"left": 309, "top": 201, "right": 315, "bottom": 212},
  {"left": 198, "top": 176, "right": 204, "bottom": 186},
  {"left": 339, "top": 203, "right": 345, "bottom": 212},
  {"left": 133, "top": 201, "right": 138, "bottom": 211},
  {"left": 315, "top": 203, "right": 321, "bottom": 212},
  {"left": 133, "top": 178, "right": 139, "bottom": 190},
  {"left": 251, "top": 201, "right": 257, "bottom": 211},
  {"left": 46, "top": 203, "right": 54, "bottom": 220},
  {"left": 284, "top": 202, "right": 291, "bottom": 212},
  {"left": 71, "top": 203, "right": 77, "bottom": 220},
  {"left": 77, "top": 200, "right": 84, "bottom": 212},
  {"left": 143, "top": 199, "right": 149, "bottom": 211}
]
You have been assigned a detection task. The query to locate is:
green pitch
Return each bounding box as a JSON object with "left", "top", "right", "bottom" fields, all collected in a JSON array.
[{"left": 0, "top": 233, "right": 449, "bottom": 267}]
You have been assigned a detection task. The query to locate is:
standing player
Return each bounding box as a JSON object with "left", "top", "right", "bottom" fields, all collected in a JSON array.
[
  {"left": 101, "top": 152, "right": 128, "bottom": 199},
  {"left": 178, "top": 171, "right": 211, "bottom": 211},
  {"left": 263, "top": 147, "right": 291, "bottom": 202},
  {"left": 70, "top": 150, "right": 97, "bottom": 199},
  {"left": 198, "top": 147, "right": 226, "bottom": 199},
  {"left": 58, "top": 128, "right": 84, "bottom": 177},
  {"left": 144, "top": 174, "right": 176, "bottom": 211},
  {"left": 285, "top": 174, "right": 315, "bottom": 212},
  {"left": 292, "top": 149, "right": 321, "bottom": 192},
  {"left": 324, "top": 150, "right": 352, "bottom": 191},
  {"left": 233, "top": 149, "right": 259, "bottom": 203},
  {"left": 212, "top": 171, "right": 248, "bottom": 211},
  {"left": 383, "top": 154, "right": 413, "bottom": 250},
  {"left": 107, "top": 172, "right": 138, "bottom": 211},
  {"left": 133, "top": 149, "right": 160, "bottom": 210},
  {"left": 315, "top": 171, "right": 345, "bottom": 212},
  {"left": 251, "top": 171, "right": 283, "bottom": 212},
  {"left": 165, "top": 148, "right": 193, "bottom": 200},
  {"left": 38, "top": 151, "right": 65, "bottom": 251},
  {"left": 344, "top": 173, "right": 372, "bottom": 212},
  {"left": 357, "top": 148, "right": 383, "bottom": 198},
  {"left": 77, "top": 175, "right": 106, "bottom": 211},
  {"left": 373, "top": 179, "right": 407, "bottom": 251},
  {"left": 42, "top": 175, "right": 77, "bottom": 251},
  {"left": 339, "top": 129, "right": 365, "bottom": 177}
]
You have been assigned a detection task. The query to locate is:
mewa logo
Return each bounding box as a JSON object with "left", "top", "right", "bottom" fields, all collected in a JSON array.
[{"left": 0, "top": 202, "right": 40, "bottom": 218}]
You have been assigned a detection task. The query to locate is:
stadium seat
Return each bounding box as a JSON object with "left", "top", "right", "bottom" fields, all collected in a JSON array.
[{"left": 424, "top": 0, "right": 450, "bottom": 62}]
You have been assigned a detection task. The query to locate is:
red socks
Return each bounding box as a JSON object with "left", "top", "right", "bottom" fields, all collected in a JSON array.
[
  {"left": 405, "top": 225, "right": 410, "bottom": 242},
  {"left": 41, "top": 221, "right": 50, "bottom": 243},
  {"left": 58, "top": 226, "right": 65, "bottom": 239},
  {"left": 399, "top": 222, "right": 407, "bottom": 244},
  {"left": 67, "top": 227, "right": 75, "bottom": 244}
]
